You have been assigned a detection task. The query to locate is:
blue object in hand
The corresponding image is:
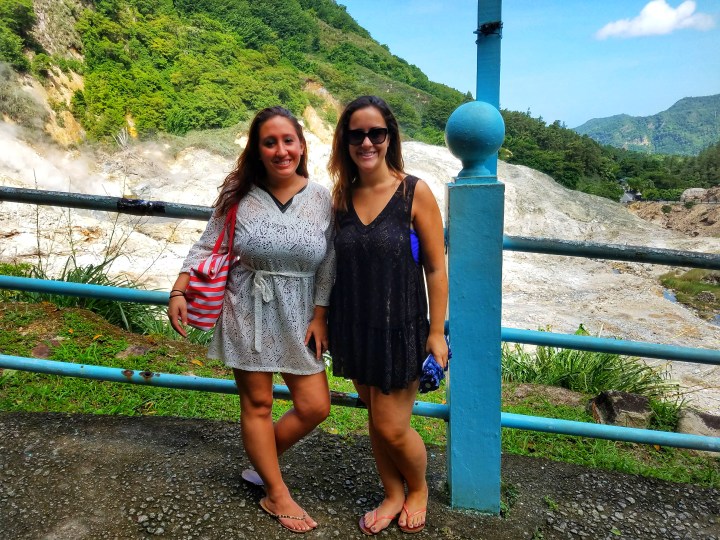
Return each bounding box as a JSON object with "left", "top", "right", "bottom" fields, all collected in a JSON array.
[{"left": 419, "top": 336, "right": 451, "bottom": 394}]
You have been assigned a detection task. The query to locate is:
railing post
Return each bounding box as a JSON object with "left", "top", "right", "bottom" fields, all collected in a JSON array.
[{"left": 444, "top": 0, "right": 504, "bottom": 512}]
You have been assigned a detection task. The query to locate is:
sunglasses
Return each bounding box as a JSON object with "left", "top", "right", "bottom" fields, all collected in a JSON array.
[{"left": 347, "top": 127, "right": 389, "bottom": 146}]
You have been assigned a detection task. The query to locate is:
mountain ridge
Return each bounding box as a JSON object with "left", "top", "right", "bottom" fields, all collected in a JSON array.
[{"left": 573, "top": 94, "right": 720, "bottom": 156}]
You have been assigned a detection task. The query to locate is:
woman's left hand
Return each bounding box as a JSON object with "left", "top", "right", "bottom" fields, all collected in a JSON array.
[
  {"left": 426, "top": 332, "right": 449, "bottom": 369},
  {"left": 305, "top": 306, "right": 329, "bottom": 361}
]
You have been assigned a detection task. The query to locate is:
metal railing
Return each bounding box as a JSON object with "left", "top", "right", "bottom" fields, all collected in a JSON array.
[{"left": 1, "top": 187, "right": 718, "bottom": 436}]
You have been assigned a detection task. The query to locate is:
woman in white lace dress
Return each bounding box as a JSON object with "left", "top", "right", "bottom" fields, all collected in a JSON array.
[{"left": 168, "top": 106, "right": 335, "bottom": 534}]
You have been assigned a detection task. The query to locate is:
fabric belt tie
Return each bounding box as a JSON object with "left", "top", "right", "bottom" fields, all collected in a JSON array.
[{"left": 242, "top": 264, "right": 314, "bottom": 352}]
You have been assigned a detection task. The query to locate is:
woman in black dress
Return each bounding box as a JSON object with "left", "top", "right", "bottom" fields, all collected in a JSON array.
[{"left": 328, "top": 96, "right": 448, "bottom": 534}]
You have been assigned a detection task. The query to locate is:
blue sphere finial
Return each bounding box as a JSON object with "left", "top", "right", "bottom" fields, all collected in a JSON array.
[{"left": 445, "top": 101, "right": 505, "bottom": 180}]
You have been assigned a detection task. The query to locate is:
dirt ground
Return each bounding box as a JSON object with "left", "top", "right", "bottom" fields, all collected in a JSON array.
[
  {"left": 627, "top": 201, "right": 720, "bottom": 238},
  {"left": 1, "top": 412, "right": 719, "bottom": 540}
]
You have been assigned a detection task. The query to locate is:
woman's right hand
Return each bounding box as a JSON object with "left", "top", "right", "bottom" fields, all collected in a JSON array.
[{"left": 168, "top": 295, "right": 188, "bottom": 337}]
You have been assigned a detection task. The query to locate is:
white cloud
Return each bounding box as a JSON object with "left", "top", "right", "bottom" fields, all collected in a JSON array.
[{"left": 595, "top": 0, "right": 715, "bottom": 39}]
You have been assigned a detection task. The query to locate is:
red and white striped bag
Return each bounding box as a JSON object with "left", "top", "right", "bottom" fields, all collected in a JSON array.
[{"left": 186, "top": 204, "right": 238, "bottom": 331}]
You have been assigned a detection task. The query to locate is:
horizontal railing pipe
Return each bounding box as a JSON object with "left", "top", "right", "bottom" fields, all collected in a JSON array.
[
  {"left": 503, "top": 235, "right": 720, "bottom": 270},
  {"left": 3, "top": 188, "right": 718, "bottom": 270},
  {"left": 3, "top": 277, "right": 717, "bottom": 365},
  {"left": 501, "top": 412, "right": 720, "bottom": 452},
  {"left": 0, "top": 355, "right": 449, "bottom": 420},
  {"left": 0, "top": 275, "right": 168, "bottom": 305},
  {"left": 0, "top": 186, "right": 212, "bottom": 221},
  {"left": 502, "top": 327, "right": 720, "bottom": 365},
  {"left": 2, "top": 354, "right": 716, "bottom": 451}
]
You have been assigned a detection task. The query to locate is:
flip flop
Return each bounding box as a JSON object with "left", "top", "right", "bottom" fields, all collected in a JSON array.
[
  {"left": 398, "top": 502, "right": 426, "bottom": 534},
  {"left": 358, "top": 509, "right": 399, "bottom": 535},
  {"left": 259, "top": 497, "right": 313, "bottom": 534},
  {"left": 241, "top": 468, "right": 264, "bottom": 487}
]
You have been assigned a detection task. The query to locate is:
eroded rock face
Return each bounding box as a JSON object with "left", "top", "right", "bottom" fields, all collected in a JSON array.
[
  {"left": 628, "top": 200, "right": 720, "bottom": 237},
  {"left": 681, "top": 188, "right": 708, "bottom": 202}
]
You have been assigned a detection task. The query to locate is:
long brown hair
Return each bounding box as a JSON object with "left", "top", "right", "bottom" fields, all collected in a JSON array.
[
  {"left": 214, "top": 106, "right": 308, "bottom": 216},
  {"left": 328, "top": 95, "right": 404, "bottom": 212}
]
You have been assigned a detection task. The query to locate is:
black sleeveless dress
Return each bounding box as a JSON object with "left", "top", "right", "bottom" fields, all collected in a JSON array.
[{"left": 329, "top": 175, "right": 430, "bottom": 394}]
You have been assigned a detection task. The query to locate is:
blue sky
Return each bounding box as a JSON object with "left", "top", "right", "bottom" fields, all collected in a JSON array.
[{"left": 338, "top": 1, "right": 720, "bottom": 128}]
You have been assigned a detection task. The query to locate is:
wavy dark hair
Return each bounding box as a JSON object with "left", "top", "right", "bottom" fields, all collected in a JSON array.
[
  {"left": 328, "top": 95, "right": 404, "bottom": 212},
  {"left": 214, "top": 106, "right": 308, "bottom": 216}
]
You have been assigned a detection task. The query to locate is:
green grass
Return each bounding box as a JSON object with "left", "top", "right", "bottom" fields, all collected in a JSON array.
[
  {"left": 501, "top": 399, "right": 718, "bottom": 486},
  {"left": 0, "top": 302, "right": 238, "bottom": 419},
  {"left": 660, "top": 269, "right": 720, "bottom": 321},
  {"left": 1, "top": 260, "right": 212, "bottom": 345},
  {"left": 500, "top": 482, "right": 520, "bottom": 517},
  {"left": 501, "top": 325, "right": 677, "bottom": 400},
  {"left": 0, "top": 301, "right": 717, "bottom": 488},
  {"left": 496, "top": 326, "right": 719, "bottom": 486}
]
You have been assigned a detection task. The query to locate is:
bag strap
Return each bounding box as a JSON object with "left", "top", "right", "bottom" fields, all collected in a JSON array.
[{"left": 211, "top": 203, "right": 239, "bottom": 255}]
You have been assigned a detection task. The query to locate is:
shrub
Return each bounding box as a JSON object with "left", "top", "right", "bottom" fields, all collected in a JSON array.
[
  {"left": 0, "top": 0, "right": 36, "bottom": 36},
  {"left": 31, "top": 52, "right": 52, "bottom": 78},
  {"left": 501, "top": 324, "right": 677, "bottom": 400},
  {"left": 19, "top": 257, "right": 159, "bottom": 333},
  {"left": 0, "top": 24, "right": 29, "bottom": 70},
  {"left": 661, "top": 205, "right": 672, "bottom": 214}
]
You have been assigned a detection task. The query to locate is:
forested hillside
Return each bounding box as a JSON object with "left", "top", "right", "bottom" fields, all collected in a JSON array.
[
  {"left": 1, "top": 0, "right": 718, "bottom": 201},
  {"left": 574, "top": 94, "right": 720, "bottom": 156},
  {"left": 503, "top": 111, "right": 720, "bottom": 201},
  {"left": 1, "top": 0, "right": 470, "bottom": 144}
]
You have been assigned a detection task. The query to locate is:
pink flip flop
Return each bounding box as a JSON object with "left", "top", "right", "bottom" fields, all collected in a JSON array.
[
  {"left": 358, "top": 509, "right": 399, "bottom": 535},
  {"left": 398, "top": 502, "right": 426, "bottom": 534}
]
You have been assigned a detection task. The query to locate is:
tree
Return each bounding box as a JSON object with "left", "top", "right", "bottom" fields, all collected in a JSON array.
[
  {"left": 0, "top": 0, "right": 35, "bottom": 37},
  {"left": 0, "top": 24, "right": 28, "bottom": 70}
]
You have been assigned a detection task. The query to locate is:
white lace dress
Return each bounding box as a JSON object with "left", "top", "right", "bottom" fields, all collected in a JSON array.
[{"left": 180, "top": 181, "right": 335, "bottom": 374}]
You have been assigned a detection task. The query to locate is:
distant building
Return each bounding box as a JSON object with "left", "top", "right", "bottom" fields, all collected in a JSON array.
[{"left": 620, "top": 189, "right": 642, "bottom": 203}]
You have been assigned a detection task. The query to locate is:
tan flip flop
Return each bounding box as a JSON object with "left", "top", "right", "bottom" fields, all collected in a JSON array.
[{"left": 259, "top": 497, "right": 313, "bottom": 534}]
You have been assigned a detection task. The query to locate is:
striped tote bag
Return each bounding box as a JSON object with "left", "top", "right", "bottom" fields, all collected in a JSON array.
[{"left": 186, "top": 204, "right": 238, "bottom": 331}]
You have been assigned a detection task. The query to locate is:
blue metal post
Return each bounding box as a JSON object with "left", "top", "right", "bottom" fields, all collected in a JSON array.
[
  {"left": 444, "top": 0, "right": 505, "bottom": 513},
  {"left": 475, "top": 1, "right": 503, "bottom": 176}
]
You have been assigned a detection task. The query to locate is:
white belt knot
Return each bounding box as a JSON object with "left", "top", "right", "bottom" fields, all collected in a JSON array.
[{"left": 242, "top": 264, "right": 314, "bottom": 352}]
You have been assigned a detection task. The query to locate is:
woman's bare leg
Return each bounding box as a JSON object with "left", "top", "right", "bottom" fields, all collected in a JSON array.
[
  {"left": 354, "top": 382, "right": 410, "bottom": 533},
  {"left": 233, "top": 369, "right": 315, "bottom": 532},
  {"left": 276, "top": 370, "right": 330, "bottom": 455},
  {"left": 365, "top": 381, "right": 428, "bottom": 531}
]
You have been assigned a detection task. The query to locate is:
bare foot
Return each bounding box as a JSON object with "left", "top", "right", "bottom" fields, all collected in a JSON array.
[
  {"left": 260, "top": 495, "right": 317, "bottom": 532},
  {"left": 398, "top": 487, "right": 428, "bottom": 532},
  {"left": 360, "top": 498, "right": 403, "bottom": 534}
]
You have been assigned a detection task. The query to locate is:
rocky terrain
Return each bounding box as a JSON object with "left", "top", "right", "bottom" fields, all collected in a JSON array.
[
  {"left": 627, "top": 198, "right": 720, "bottom": 238},
  {"left": 0, "top": 122, "right": 719, "bottom": 413}
]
